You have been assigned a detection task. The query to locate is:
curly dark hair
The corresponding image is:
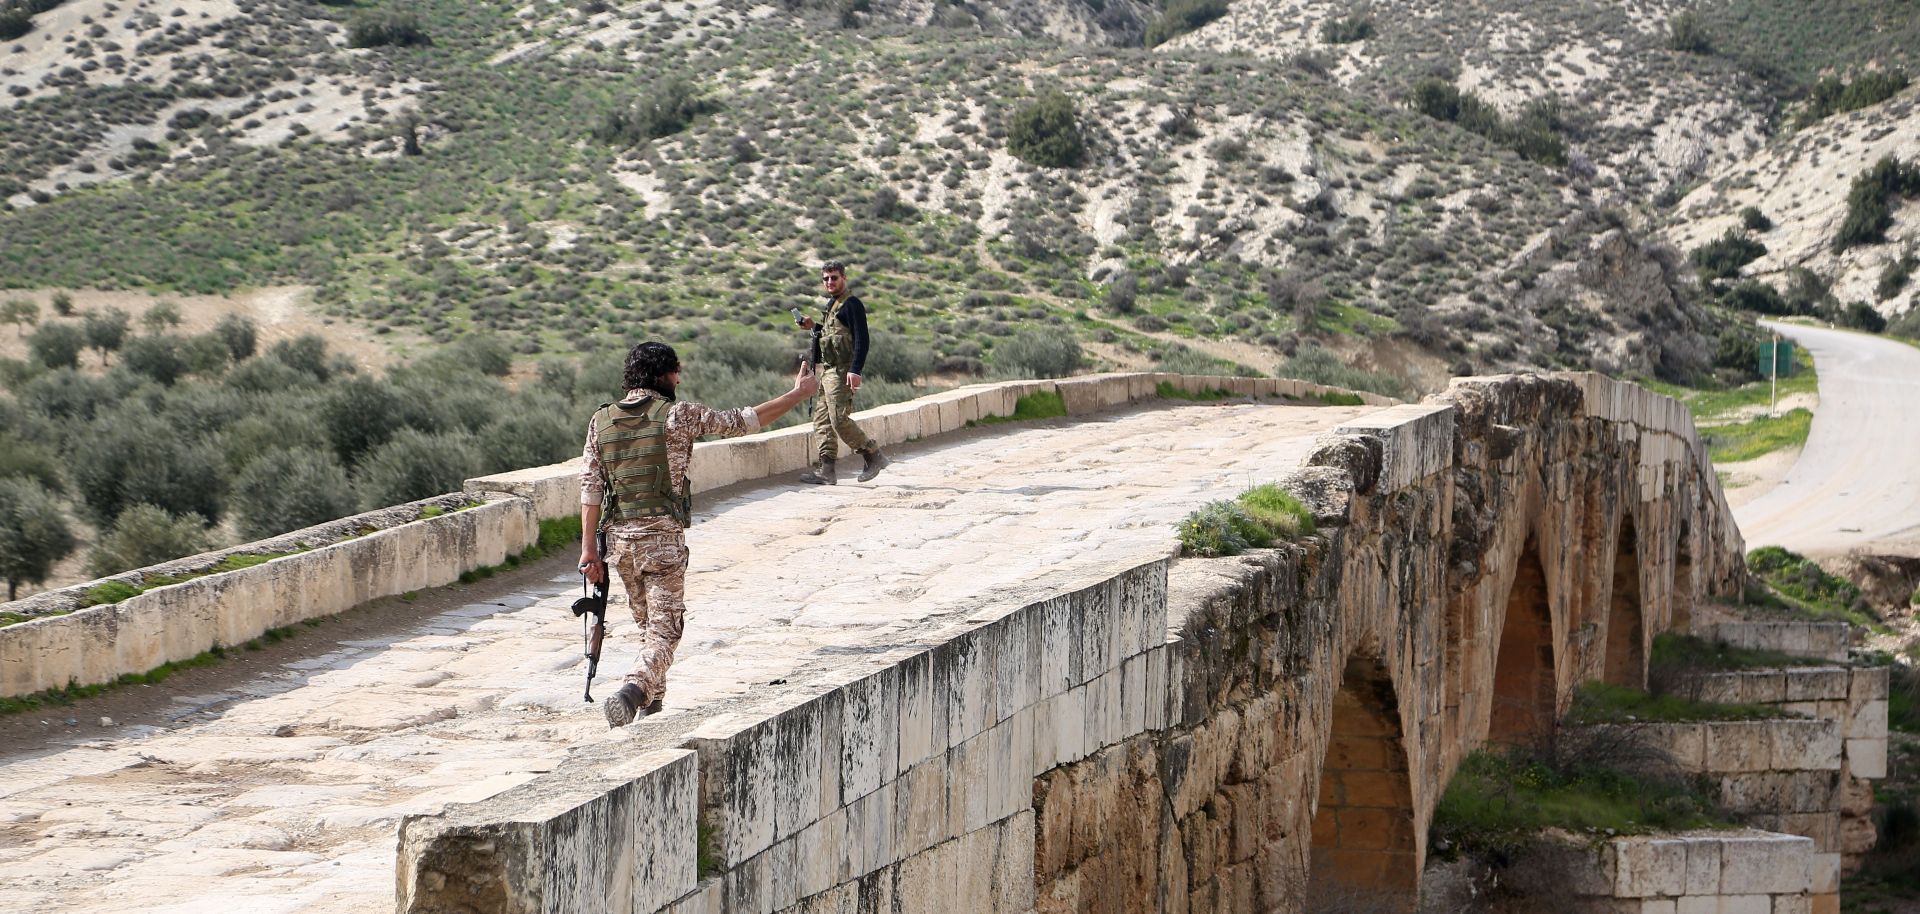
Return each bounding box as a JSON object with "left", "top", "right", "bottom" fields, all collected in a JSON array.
[
  {"left": 622, "top": 341, "right": 680, "bottom": 398},
  {"left": 821, "top": 260, "right": 848, "bottom": 276}
]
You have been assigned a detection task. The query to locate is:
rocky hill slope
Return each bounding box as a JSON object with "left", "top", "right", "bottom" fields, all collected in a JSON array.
[{"left": 1, "top": 0, "right": 1913, "bottom": 391}]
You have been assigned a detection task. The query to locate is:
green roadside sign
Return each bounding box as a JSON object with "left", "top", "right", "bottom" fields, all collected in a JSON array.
[{"left": 1757, "top": 340, "right": 1794, "bottom": 378}]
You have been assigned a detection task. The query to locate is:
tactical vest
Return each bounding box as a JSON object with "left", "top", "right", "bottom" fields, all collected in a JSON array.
[
  {"left": 592, "top": 398, "right": 691, "bottom": 528},
  {"left": 818, "top": 295, "right": 855, "bottom": 369}
]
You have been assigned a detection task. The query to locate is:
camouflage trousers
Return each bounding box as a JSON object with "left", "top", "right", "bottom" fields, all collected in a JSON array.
[
  {"left": 607, "top": 533, "right": 690, "bottom": 703},
  {"left": 813, "top": 367, "right": 875, "bottom": 463}
]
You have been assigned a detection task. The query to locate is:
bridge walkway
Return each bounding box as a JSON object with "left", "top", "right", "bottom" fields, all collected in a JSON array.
[{"left": 0, "top": 400, "right": 1369, "bottom": 914}]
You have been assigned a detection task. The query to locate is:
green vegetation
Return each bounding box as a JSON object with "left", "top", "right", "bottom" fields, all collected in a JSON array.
[
  {"left": 1796, "top": 70, "right": 1910, "bottom": 127},
  {"left": 1156, "top": 381, "right": 1233, "bottom": 401},
  {"left": 1836, "top": 156, "right": 1920, "bottom": 252},
  {"left": 1667, "top": 12, "right": 1712, "bottom": 54},
  {"left": 1745, "top": 546, "right": 1874, "bottom": 626},
  {"left": 1320, "top": 14, "right": 1374, "bottom": 44},
  {"left": 1431, "top": 744, "right": 1729, "bottom": 860},
  {"left": 1145, "top": 0, "right": 1227, "bottom": 47},
  {"left": 1567, "top": 680, "right": 1796, "bottom": 725},
  {"left": 458, "top": 515, "right": 583, "bottom": 584},
  {"left": 1177, "top": 482, "right": 1314, "bottom": 557},
  {"left": 0, "top": 478, "right": 76, "bottom": 600},
  {"left": 992, "top": 327, "right": 1083, "bottom": 377},
  {"left": 1006, "top": 90, "right": 1085, "bottom": 169},
  {"left": 0, "top": 619, "right": 323, "bottom": 716},
  {"left": 1648, "top": 631, "right": 1826, "bottom": 673},
  {"left": 1674, "top": 344, "right": 1816, "bottom": 419},
  {"left": 348, "top": 11, "right": 431, "bottom": 48},
  {"left": 78, "top": 580, "right": 142, "bottom": 608},
  {"left": 1693, "top": 0, "right": 1920, "bottom": 87},
  {"left": 595, "top": 78, "right": 715, "bottom": 145},
  {"left": 1878, "top": 251, "right": 1916, "bottom": 301},
  {"left": 974, "top": 389, "right": 1068, "bottom": 426},
  {"left": 87, "top": 504, "right": 211, "bottom": 578},
  {"left": 1690, "top": 230, "right": 1768, "bottom": 280},
  {"left": 1408, "top": 79, "right": 1567, "bottom": 166},
  {"left": 1703, "top": 407, "right": 1811, "bottom": 462},
  {"left": 1276, "top": 343, "right": 1406, "bottom": 399}
]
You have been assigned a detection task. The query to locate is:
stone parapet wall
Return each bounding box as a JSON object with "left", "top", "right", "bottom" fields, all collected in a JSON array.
[
  {"left": 1705, "top": 622, "right": 1853, "bottom": 664},
  {"left": 462, "top": 373, "right": 1395, "bottom": 523},
  {"left": 0, "top": 493, "right": 539, "bottom": 697},
  {"left": 396, "top": 372, "right": 1753, "bottom": 913},
  {"left": 1572, "top": 830, "right": 1826, "bottom": 914},
  {"left": 0, "top": 374, "right": 1387, "bottom": 701}
]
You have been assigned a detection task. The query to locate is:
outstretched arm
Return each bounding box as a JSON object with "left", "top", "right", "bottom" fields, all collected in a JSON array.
[{"left": 753, "top": 362, "right": 819, "bottom": 427}]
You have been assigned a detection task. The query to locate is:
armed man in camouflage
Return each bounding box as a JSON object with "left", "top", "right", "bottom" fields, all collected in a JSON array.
[
  {"left": 794, "top": 260, "right": 890, "bottom": 485},
  {"left": 579, "top": 341, "right": 818, "bottom": 727}
]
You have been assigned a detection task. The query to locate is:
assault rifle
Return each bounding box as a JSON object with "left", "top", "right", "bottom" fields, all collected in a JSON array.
[{"left": 571, "top": 529, "right": 610, "bottom": 702}]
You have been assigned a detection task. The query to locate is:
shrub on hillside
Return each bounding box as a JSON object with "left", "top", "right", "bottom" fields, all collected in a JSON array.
[
  {"left": 213, "top": 314, "right": 258, "bottom": 361},
  {"left": 121, "top": 334, "right": 189, "bottom": 385},
  {"left": 1277, "top": 343, "right": 1407, "bottom": 398},
  {"left": 348, "top": 11, "right": 430, "bottom": 48},
  {"left": 1144, "top": 0, "right": 1227, "bottom": 46},
  {"left": 71, "top": 414, "right": 226, "bottom": 526},
  {"left": 87, "top": 503, "right": 211, "bottom": 577},
  {"left": 320, "top": 376, "right": 409, "bottom": 465},
  {"left": 267, "top": 334, "right": 336, "bottom": 380},
  {"left": 0, "top": 11, "right": 32, "bottom": 41},
  {"left": 1007, "top": 90, "right": 1086, "bottom": 169},
  {"left": 82, "top": 307, "right": 130, "bottom": 363},
  {"left": 1719, "top": 280, "right": 1792, "bottom": 315},
  {"left": 1835, "top": 156, "right": 1920, "bottom": 252},
  {"left": 1799, "top": 70, "right": 1910, "bottom": 127},
  {"left": 595, "top": 78, "right": 714, "bottom": 144},
  {"left": 1407, "top": 80, "right": 1565, "bottom": 166},
  {"left": 26, "top": 321, "right": 85, "bottom": 370},
  {"left": 1105, "top": 272, "right": 1139, "bottom": 315},
  {"left": 992, "top": 326, "right": 1083, "bottom": 378},
  {"left": 1668, "top": 12, "right": 1711, "bottom": 54},
  {"left": 1842, "top": 300, "right": 1887, "bottom": 333},
  {"left": 1878, "top": 252, "right": 1916, "bottom": 301},
  {"left": 0, "top": 433, "right": 64, "bottom": 494},
  {"left": 1739, "top": 206, "right": 1773, "bottom": 232},
  {"left": 863, "top": 341, "right": 935, "bottom": 383},
  {"left": 231, "top": 449, "right": 357, "bottom": 540},
  {"left": 355, "top": 430, "right": 481, "bottom": 509},
  {"left": 1690, "top": 230, "right": 1767, "bottom": 280},
  {"left": 478, "top": 409, "right": 578, "bottom": 475},
  {"left": 0, "top": 477, "right": 75, "bottom": 601},
  {"left": 1320, "top": 14, "right": 1374, "bottom": 44}
]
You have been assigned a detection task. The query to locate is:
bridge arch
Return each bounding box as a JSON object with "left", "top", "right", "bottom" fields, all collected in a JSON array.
[
  {"left": 1603, "top": 513, "right": 1646, "bottom": 689},
  {"left": 1309, "top": 649, "right": 1418, "bottom": 912},
  {"left": 1488, "top": 535, "right": 1557, "bottom": 746}
]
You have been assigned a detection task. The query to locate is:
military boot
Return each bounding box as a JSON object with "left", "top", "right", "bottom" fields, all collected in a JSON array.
[
  {"left": 799, "top": 457, "right": 837, "bottom": 485},
  {"left": 603, "top": 682, "right": 647, "bottom": 728},
  {"left": 856, "top": 447, "right": 891, "bottom": 483}
]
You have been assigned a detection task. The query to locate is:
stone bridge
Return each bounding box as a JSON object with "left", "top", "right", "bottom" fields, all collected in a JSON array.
[{"left": 0, "top": 372, "right": 1743, "bottom": 914}]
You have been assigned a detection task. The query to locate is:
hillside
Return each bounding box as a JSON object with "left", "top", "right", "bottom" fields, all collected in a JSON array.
[
  {"left": 0, "top": 0, "right": 1736, "bottom": 390},
  {"left": 1669, "top": 84, "right": 1920, "bottom": 317}
]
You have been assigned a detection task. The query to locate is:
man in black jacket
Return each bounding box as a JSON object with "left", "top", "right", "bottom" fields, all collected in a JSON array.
[{"left": 794, "top": 260, "right": 889, "bottom": 484}]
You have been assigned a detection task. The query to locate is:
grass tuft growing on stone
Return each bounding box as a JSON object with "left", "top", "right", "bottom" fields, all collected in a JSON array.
[
  {"left": 975, "top": 390, "right": 1067, "bottom": 426},
  {"left": 1178, "top": 483, "right": 1315, "bottom": 556},
  {"left": 1566, "top": 681, "right": 1798, "bottom": 725},
  {"left": 0, "top": 625, "right": 313, "bottom": 716},
  {"left": 1648, "top": 631, "right": 1828, "bottom": 672},
  {"left": 1156, "top": 381, "right": 1233, "bottom": 401},
  {"left": 1430, "top": 744, "right": 1730, "bottom": 859}
]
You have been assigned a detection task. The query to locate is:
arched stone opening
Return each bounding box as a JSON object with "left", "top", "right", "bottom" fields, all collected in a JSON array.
[
  {"left": 1489, "top": 539, "right": 1556, "bottom": 746},
  {"left": 1308, "top": 652, "right": 1418, "bottom": 912},
  {"left": 1603, "top": 515, "right": 1646, "bottom": 689}
]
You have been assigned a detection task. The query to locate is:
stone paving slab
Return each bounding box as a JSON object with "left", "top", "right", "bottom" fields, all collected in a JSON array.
[{"left": 0, "top": 401, "right": 1366, "bottom": 912}]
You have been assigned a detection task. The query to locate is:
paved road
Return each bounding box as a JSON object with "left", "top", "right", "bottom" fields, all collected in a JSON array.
[
  {"left": 0, "top": 400, "right": 1368, "bottom": 914},
  {"left": 1733, "top": 321, "right": 1920, "bottom": 557}
]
